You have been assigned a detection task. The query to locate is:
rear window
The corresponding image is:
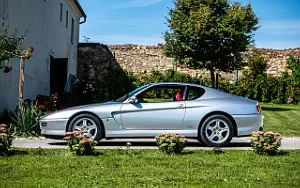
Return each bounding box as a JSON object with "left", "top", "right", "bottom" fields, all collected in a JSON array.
[{"left": 186, "top": 86, "right": 205, "bottom": 100}]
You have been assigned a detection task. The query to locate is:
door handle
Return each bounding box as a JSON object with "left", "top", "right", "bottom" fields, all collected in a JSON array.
[{"left": 177, "top": 104, "right": 184, "bottom": 108}]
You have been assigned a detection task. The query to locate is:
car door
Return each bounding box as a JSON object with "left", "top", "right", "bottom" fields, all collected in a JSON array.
[
  {"left": 120, "top": 85, "right": 186, "bottom": 130},
  {"left": 181, "top": 86, "right": 208, "bottom": 130}
]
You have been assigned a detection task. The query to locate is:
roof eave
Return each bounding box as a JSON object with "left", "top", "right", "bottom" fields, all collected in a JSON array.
[{"left": 74, "top": 0, "right": 87, "bottom": 24}]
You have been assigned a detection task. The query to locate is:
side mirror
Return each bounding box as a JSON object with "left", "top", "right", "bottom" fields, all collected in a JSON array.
[{"left": 128, "top": 96, "right": 138, "bottom": 104}]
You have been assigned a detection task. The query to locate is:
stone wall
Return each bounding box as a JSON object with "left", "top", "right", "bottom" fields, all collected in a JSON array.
[
  {"left": 255, "top": 48, "right": 300, "bottom": 76},
  {"left": 109, "top": 44, "right": 300, "bottom": 80},
  {"left": 77, "top": 43, "right": 134, "bottom": 99},
  {"left": 78, "top": 43, "right": 300, "bottom": 82},
  {"left": 78, "top": 43, "right": 122, "bottom": 81}
]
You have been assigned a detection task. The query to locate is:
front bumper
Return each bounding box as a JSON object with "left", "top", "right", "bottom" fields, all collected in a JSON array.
[
  {"left": 232, "top": 113, "right": 264, "bottom": 136},
  {"left": 40, "top": 119, "right": 69, "bottom": 137}
]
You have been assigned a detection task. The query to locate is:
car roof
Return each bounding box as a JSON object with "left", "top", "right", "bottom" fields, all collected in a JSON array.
[
  {"left": 150, "top": 82, "right": 211, "bottom": 90},
  {"left": 140, "top": 82, "right": 256, "bottom": 103},
  {"left": 149, "top": 82, "right": 233, "bottom": 99}
]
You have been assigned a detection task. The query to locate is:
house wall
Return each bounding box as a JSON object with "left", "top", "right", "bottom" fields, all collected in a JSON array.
[{"left": 0, "top": 0, "right": 83, "bottom": 111}]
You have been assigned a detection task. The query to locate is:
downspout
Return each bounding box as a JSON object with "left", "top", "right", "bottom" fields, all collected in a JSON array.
[
  {"left": 74, "top": 0, "right": 86, "bottom": 24},
  {"left": 79, "top": 16, "right": 86, "bottom": 24}
]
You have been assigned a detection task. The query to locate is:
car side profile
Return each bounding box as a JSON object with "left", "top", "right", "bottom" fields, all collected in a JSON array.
[{"left": 40, "top": 82, "right": 264, "bottom": 146}]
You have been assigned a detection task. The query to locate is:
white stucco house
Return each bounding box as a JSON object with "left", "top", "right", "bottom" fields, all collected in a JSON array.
[{"left": 0, "top": 0, "right": 86, "bottom": 112}]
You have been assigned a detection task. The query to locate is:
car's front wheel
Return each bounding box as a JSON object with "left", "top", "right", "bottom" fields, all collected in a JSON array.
[
  {"left": 68, "top": 114, "right": 103, "bottom": 141},
  {"left": 199, "top": 114, "right": 233, "bottom": 147}
]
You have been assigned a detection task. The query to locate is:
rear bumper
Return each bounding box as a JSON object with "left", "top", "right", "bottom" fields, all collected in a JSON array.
[{"left": 232, "top": 114, "right": 264, "bottom": 137}]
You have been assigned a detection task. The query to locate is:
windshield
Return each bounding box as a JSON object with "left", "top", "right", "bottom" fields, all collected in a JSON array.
[{"left": 115, "top": 84, "right": 150, "bottom": 102}]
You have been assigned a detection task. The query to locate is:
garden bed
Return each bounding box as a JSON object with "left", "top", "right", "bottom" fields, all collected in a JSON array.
[{"left": 1, "top": 149, "right": 299, "bottom": 187}]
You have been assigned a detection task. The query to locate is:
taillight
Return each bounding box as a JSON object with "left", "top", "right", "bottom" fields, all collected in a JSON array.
[{"left": 256, "top": 104, "right": 262, "bottom": 113}]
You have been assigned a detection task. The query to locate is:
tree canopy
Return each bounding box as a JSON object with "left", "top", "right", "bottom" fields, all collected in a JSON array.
[
  {"left": 164, "top": 0, "right": 259, "bottom": 87},
  {"left": 247, "top": 52, "right": 267, "bottom": 77},
  {"left": 0, "top": 28, "right": 25, "bottom": 66}
]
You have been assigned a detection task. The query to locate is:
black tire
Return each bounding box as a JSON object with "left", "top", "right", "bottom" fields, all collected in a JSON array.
[
  {"left": 68, "top": 113, "right": 104, "bottom": 141},
  {"left": 199, "top": 114, "right": 234, "bottom": 147}
]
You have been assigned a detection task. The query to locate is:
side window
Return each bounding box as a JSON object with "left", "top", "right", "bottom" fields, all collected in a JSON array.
[
  {"left": 71, "top": 18, "right": 74, "bottom": 44},
  {"left": 187, "top": 86, "right": 205, "bottom": 100},
  {"left": 1, "top": 0, "right": 8, "bottom": 21},
  {"left": 66, "top": 10, "right": 69, "bottom": 28},
  {"left": 60, "top": 3, "right": 63, "bottom": 22},
  {"left": 137, "top": 86, "right": 185, "bottom": 103}
]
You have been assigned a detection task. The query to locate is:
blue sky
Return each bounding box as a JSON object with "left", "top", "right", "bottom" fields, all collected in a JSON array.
[{"left": 78, "top": 0, "right": 300, "bottom": 49}]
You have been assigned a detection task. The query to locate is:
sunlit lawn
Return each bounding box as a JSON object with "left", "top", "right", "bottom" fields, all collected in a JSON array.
[
  {"left": 1, "top": 104, "right": 299, "bottom": 187},
  {"left": 1, "top": 149, "right": 300, "bottom": 188},
  {"left": 261, "top": 104, "right": 300, "bottom": 136}
]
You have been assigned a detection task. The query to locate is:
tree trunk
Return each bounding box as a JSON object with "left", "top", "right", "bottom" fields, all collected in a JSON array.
[
  {"left": 216, "top": 72, "right": 219, "bottom": 89},
  {"left": 19, "top": 57, "right": 24, "bottom": 105},
  {"left": 209, "top": 68, "right": 215, "bottom": 88}
]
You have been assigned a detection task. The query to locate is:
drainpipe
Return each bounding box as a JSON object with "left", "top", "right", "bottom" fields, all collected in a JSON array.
[
  {"left": 79, "top": 16, "right": 86, "bottom": 24},
  {"left": 74, "top": 0, "right": 87, "bottom": 24}
]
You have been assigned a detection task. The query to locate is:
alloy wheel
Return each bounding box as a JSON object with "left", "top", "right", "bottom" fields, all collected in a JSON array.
[
  {"left": 205, "top": 119, "right": 230, "bottom": 144},
  {"left": 72, "top": 118, "right": 98, "bottom": 138}
]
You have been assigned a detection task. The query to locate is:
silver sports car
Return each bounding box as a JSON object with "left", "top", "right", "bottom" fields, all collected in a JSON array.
[{"left": 40, "top": 82, "right": 264, "bottom": 146}]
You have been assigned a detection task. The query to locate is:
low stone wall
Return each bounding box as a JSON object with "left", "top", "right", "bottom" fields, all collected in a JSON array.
[
  {"left": 78, "top": 43, "right": 300, "bottom": 81},
  {"left": 108, "top": 44, "right": 229, "bottom": 80},
  {"left": 257, "top": 48, "right": 300, "bottom": 76},
  {"left": 77, "top": 43, "right": 122, "bottom": 81}
]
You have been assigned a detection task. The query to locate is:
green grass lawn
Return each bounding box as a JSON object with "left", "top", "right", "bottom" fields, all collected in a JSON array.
[
  {"left": 1, "top": 149, "right": 300, "bottom": 187},
  {"left": 261, "top": 104, "right": 300, "bottom": 136}
]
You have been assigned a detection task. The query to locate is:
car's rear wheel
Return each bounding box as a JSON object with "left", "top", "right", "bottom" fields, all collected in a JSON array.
[
  {"left": 68, "top": 114, "right": 103, "bottom": 141},
  {"left": 199, "top": 114, "right": 233, "bottom": 147}
]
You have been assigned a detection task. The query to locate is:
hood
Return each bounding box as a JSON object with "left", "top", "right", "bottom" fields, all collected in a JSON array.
[
  {"left": 62, "top": 101, "right": 120, "bottom": 111},
  {"left": 40, "top": 101, "right": 121, "bottom": 120}
]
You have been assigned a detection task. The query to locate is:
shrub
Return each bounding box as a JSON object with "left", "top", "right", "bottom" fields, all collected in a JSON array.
[
  {"left": 0, "top": 28, "right": 25, "bottom": 65},
  {"left": 155, "top": 134, "right": 187, "bottom": 154},
  {"left": 128, "top": 67, "right": 300, "bottom": 105},
  {"left": 72, "top": 79, "right": 99, "bottom": 104},
  {"left": 250, "top": 131, "right": 281, "bottom": 155},
  {"left": 0, "top": 124, "right": 13, "bottom": 156},
  {"left": 36, "top": 93, "right": 73, "bottom": 113},
  {"left": 68, "top": 56, "right": 300, "bottom": 105},
  {"left": 216, "top": 70, "right": 293, "bottom": 104},
  {"left": 64, "top": 130, "right": 97, "bottom": 156},
  {"left": 247, "top": 54, "right": 267, "bottom": 76},
  {"left": 9, "top": 102, "right": 47, "bottom": 137},
  {"left": 286, "top": 56, "right": 300, "bottom": 104}
]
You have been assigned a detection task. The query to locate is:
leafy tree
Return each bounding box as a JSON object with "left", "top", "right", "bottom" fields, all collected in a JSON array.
[
  {"left": 287, "top": 56, "right": 300, "bottom": 82},
  {"left": 247, "top": 53, "right": 267, "bottom": 77},
  {"left": 0, "top": 28, "right": 25, "bottom": 66},
  {"left": 286, "top": 56, "right": 300, "bottom": 103},
  {"left": 164, "top": 0, "right": 259, "bottom": 87}
]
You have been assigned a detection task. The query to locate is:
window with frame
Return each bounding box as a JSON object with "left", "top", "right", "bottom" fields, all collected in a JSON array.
[
  {"left": 186, "top": 86, "right": 205, "bottom": 100},
  {"left": 137, "top": 85, "right": 186, "bottom": 103},
  {"left": 1, "top": 0, "right": 8, "bottom": 20},
  {"left": 71, "top": 18, "right": 74, "bottom": 44},
  {"left": 60, "top": 3, "right": 63, "bottom": 22},
  {"left": 66, "top": 10, "right": 69, "bottom": 28}
]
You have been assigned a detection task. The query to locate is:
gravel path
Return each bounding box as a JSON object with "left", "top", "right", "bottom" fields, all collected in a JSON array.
[{"left": 12, "top": 137, "right": 300, "bottom": 150}]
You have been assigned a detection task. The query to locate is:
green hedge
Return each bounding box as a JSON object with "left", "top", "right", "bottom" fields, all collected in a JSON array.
[
  {"left": 127, "top": 57, "right": 300, "bottom": 104},
  {"left": 70, "top": 57, "right": 299, "bottom": 105},
  {"left": 219, "top": 72, "right": 293, "bottom": 104}
]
